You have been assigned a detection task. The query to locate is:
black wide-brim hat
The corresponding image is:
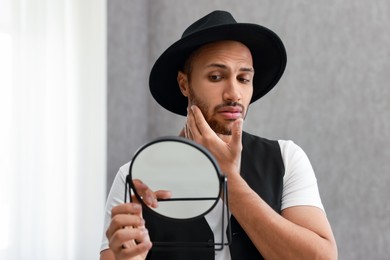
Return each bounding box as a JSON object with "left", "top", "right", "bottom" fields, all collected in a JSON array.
[{"left": 149, "top": 10, "right": 287, "bottom": 116}]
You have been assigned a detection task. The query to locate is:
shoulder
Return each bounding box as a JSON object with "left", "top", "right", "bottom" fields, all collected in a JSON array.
[
  {"left": 118, "top": 161, "right": 131, "bottom": 178},
  {"left": 276, "top": 141, "right": 324, "bottom": 211},
  {"left": 106, "top": 161, "right": 132, "bottom": 206},
  {"left": 276, "top": 140, "right": 313, "bottom": 173},
  {"left": 278, "top": 140, "right": 306, "bottom": 159}
]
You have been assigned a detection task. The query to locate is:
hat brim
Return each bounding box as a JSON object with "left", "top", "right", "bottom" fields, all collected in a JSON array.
[{"left": 149, "top": 23, "right": 287, "bottom": 116}]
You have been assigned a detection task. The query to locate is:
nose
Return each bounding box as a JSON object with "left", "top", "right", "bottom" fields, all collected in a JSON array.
[{"left": 223, "top": 79, "right": 241, "bottom": 102}]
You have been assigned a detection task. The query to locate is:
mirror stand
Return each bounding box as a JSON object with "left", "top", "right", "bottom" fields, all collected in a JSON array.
[{"left": 214, "top": 175, "right": 232, "bottom": 251}]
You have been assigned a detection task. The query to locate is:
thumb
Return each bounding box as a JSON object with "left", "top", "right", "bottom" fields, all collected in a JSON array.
[{"left": 230, "top": 118, "right": 243, "bottom": 149}]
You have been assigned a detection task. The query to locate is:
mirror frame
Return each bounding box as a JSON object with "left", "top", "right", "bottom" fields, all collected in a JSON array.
[{"left": 124, "top": 136, "right": 232, "bottom": 250}]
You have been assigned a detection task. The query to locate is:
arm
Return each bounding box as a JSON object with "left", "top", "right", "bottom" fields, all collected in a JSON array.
[
  {"left": 186, "top": 105, "right": 337, "bottom": 259},
  {"left": 228, "top": 173, "right": 337, "bottom": 259}
]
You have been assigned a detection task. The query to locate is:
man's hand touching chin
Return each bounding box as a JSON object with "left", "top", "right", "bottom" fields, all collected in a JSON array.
[{"left": 185, "top": 105, "right": 243, "bottom": 175}]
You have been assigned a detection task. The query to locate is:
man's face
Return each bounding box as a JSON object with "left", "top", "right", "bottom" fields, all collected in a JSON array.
[{"left": 178, "top": 40, "right": 254, "bottom": 135}]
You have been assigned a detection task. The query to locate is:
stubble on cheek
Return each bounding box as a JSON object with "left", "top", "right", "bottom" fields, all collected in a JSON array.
[{"left": 188, "top": 87, "right": 233, "bottom": 135}]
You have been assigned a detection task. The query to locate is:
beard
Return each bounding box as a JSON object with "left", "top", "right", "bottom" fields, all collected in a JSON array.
[{"left": 188, "top": 86, "right": 245, "bottom": 135}]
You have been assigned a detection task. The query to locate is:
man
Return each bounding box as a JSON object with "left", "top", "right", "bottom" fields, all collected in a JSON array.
[{"left": 100, "top": 10, "right": 337, "bottom": 260}]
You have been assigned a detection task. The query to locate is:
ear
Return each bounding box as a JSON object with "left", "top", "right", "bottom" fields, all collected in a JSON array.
[{"left": 177, "top": 71, "right": 189, "bottom": 97}]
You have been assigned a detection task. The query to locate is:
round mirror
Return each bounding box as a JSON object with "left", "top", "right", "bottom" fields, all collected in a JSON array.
[{"left": 128, "top": 136, "right": 222, "bottom": 221}]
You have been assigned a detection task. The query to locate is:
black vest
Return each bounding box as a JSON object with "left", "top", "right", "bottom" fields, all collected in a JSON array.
[{"left": 144, "top": 132, "right": 285, "bottom": 259}]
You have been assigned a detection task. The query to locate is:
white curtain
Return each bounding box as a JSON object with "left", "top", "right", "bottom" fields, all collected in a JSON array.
[{"left": 0, "top": 0, "right": 106, "bottom": 259}]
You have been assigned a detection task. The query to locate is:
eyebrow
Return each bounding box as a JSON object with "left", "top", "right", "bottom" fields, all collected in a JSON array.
[{"left": 206, "top": 63, "right": 254, "bottom": 73}]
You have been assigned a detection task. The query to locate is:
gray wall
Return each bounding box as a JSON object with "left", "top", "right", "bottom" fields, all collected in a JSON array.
[{"left": 107, "top": 1, "right": 390, "bottom": 259}]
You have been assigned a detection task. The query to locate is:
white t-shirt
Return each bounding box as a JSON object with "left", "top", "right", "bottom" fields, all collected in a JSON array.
[{"left": 100, "top": 140, "right": 324, "bottom": 259}]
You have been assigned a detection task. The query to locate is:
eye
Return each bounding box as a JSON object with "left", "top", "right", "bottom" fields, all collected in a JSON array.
[
  {"left": 238, "top": 76, "right": 251, "bottom": 84},
  {"left": 209, "top": 74, "right": 223, "bottom": 82}
]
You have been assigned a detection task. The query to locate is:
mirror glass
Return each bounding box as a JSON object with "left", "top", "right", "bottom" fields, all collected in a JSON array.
[{"left": 129, "top": 137, "right": 221, "bottom": 220}]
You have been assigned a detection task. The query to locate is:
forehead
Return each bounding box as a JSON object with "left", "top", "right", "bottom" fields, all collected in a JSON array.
[{"left": 190, "top": 40, "right": 253, "bottom": 68}]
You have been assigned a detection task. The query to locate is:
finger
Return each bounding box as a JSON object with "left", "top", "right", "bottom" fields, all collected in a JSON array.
[
  {"left": 154, "top": 190, "right": 172, "bottom": 204},
  {"left": 230, "top": 118, "right": 243, "bottom": 171},
  {"left": 131, "top": 193, "right": 140, "bottom": 204},
  {"left": 109, "top": 227, "right": 151, "bottom": 256},
  {"left": 120, "top": 239, "right": 152, "bottom": 259},
  {"left": 126, "top": 227, "right": 150, "bottom": 245},
  {"left": 230, "top": 118, "right": 243, "bottom": 149},
  {"left": 143, "top": 189, "right": 158, "bottom": 207},
  {"left": 187, "top": 105, "right": 204, "bottom": 139},
  {"left": 111, "top": 203, "right": 142, "bottom": 217},
  {"left": 185, "top": 118, "right": 193, "bottom": 140},
  {"left": 106, "top": 216, "right": 145, "bottom": 240},
  {"left": 132, "top": 179, "right": 149, "bottom": 192},
  {"left": 184, "top": 112, "right": 189, "bottom": 139},
  {"left": 186, "top": 108, "right": 198, "bottom": 139},
  {"left": 106, "top": 213, "right": 145, "bottom": 240},
  {"left": 133, "top": 180, "right": 158, "bottom": 207},
  {"left": 190, "top": 105, "right": 214, "bottom": 138},
  {"left": 134, "top": 183, "right": 157, "bottom": 207},
  {"left": 141, "top": 190, "right": 172, "bottom": 208}
]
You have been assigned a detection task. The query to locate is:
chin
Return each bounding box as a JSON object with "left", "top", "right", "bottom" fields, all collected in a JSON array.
[{"left": 211, "top": 124, "right": 232, "bottom": 136}]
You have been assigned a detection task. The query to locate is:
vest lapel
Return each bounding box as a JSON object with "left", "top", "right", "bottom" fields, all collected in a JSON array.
[{"left": 229, "top": 132, "right": 285, "bottom": 259}]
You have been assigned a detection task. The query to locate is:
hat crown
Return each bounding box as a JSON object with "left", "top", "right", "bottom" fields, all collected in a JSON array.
[{"left": 182, "top": 10, "right": 237, "bottom": 38}]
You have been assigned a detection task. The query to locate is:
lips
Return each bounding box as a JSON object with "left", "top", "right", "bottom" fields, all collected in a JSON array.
[{"left": 217, "top": 106, "right": 243, "bottom": 120}]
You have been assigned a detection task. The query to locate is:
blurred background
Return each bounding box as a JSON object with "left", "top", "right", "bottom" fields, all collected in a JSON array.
[
  {"left": 1, "top": 0, "right": 389, "bottom": 259},
  {"left": 0, "top": 0, "right": 106, "bottom": 259}
]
